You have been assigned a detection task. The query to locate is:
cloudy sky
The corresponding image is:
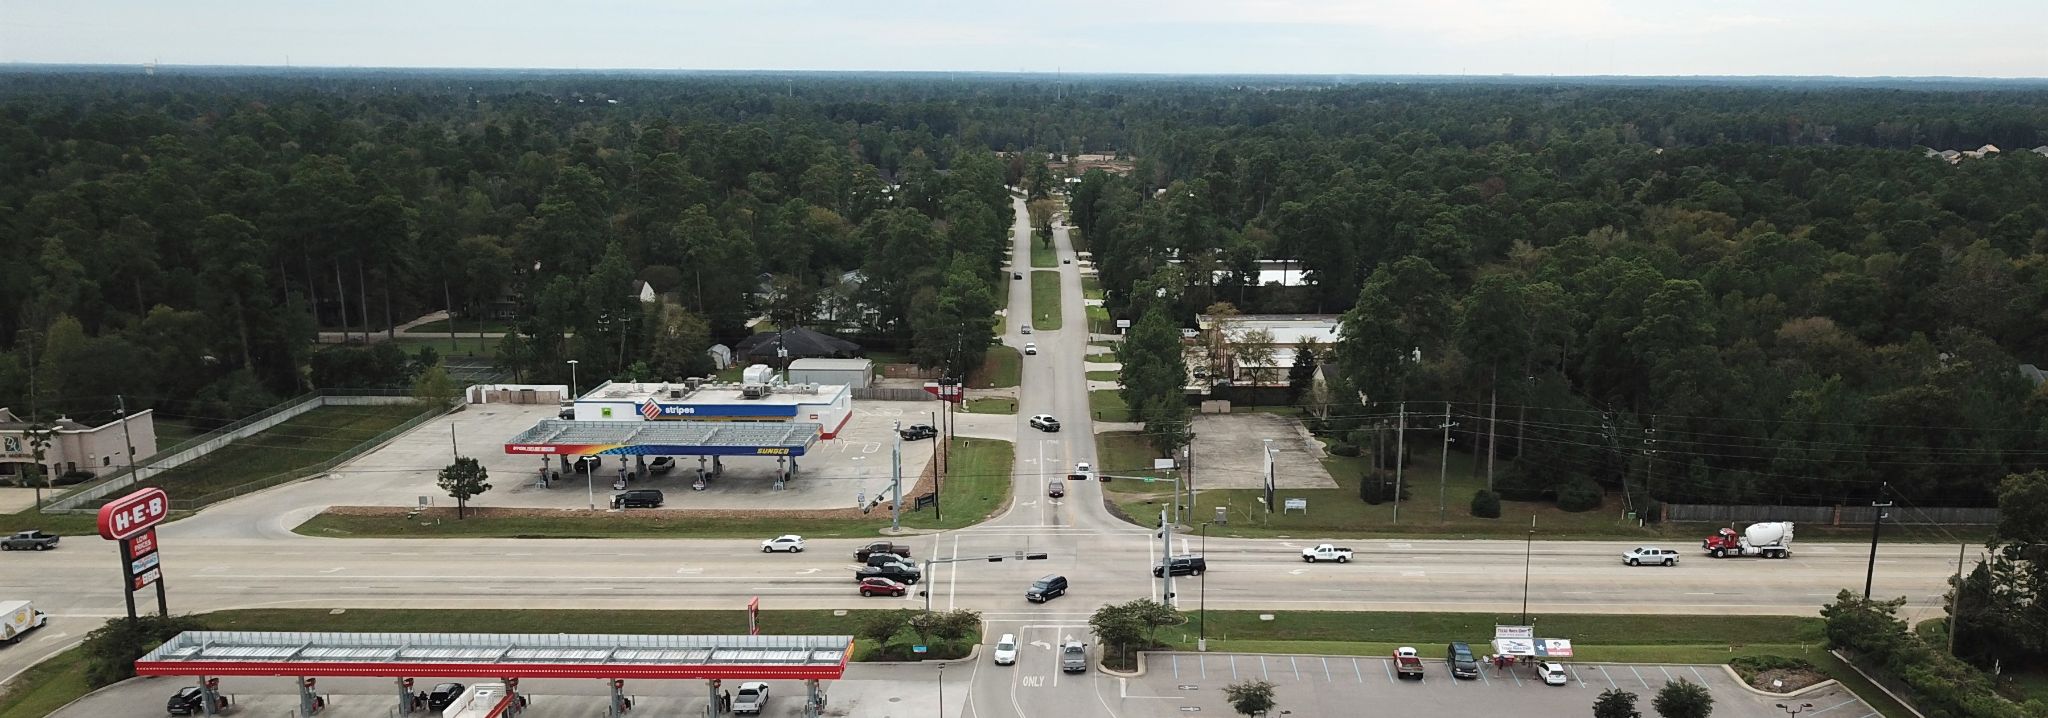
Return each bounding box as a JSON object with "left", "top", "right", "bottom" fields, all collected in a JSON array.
[{"left": 4, "top": 0, "right": 2041, "bottom": 77}]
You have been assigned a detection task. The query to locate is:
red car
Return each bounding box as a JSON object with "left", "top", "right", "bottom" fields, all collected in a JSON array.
[{"left": 859, "top": 577, "right": 909, "bottom": 597}]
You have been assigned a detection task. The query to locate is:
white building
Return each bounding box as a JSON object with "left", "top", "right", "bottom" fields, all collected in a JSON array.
[
  {"left": 571, "top": 366, "right": 855, "bottom": 439},
  {"left": 0, "top": 407, "right": 158, "bottom": 481}
]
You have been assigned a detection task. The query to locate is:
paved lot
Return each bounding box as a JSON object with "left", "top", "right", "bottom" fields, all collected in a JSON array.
[
  {"left": 329, "top": 400, "right": 943, "bottom": 512},
  {"left": 1189, "top": 413, "right": 1336, "bottom": 490},
  {"left": 1129, "top": 652, "right": 1883, "bottom": 718}
]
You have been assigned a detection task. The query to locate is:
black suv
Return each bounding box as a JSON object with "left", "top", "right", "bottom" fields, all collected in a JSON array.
[
  {"left": 426, "top": 682, "right": 466, "bottom": 711},
  {"left": 1447, "top": 642, "right": 1480, "bottom": 679},
  {"left": 612, "top": 489, "right": 664, "bottom": 508},
  {"left": 572, "top": 454, "right": 603, "bottom": 472},
  {"left": 167, "top": 687, "right": 229, "bottom": 716},
  {"left": 898, "top": 424, "right": 938, "bottom": 441},
  {"left": 1152, "top": 554, "right": 1207, "bottom": 577},
  {"left": 1026, "top": 574, "right": 1068, "bottom": 603},
  {"left": 856, "top": 564, "right": 922, "bottom": 585}
]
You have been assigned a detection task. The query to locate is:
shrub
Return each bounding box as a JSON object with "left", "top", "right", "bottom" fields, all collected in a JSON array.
[
  {"left": 1470, "top": 489, "right": 1502, "bottom": 518},
  {"left": 83, "top": 615, "right": 210, "bottom": 689},
  {"left": 1358, "top": 471, "right": 1409, "bottom": 504},
  {"left": 1328, "top": 442, "right": 1361, "bottom": 457},
  {"left": 1556, "top": 479, "right": 1604, "bottom": 512}
]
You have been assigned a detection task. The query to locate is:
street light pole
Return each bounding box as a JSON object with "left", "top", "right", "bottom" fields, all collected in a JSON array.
[
  {"left": 1199, "top": 521, "right": 1213, "bottom": 652},
  {"left": 567, "top": 359, "right": 580, "bottom": 401},
  {"left": 1521, "top": 518, "right": 1535, "bottom": 625},
  {"left": 1866, "top": 484, "right": 1891, "bottom": 600}
]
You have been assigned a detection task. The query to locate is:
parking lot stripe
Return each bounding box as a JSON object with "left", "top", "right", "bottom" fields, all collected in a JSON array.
[
  {"left": 1477, "top": 664, "right": 1492, "bottom": 687},
  {"left": 1508, "top": 665, "right": 1523, "bottom": 687},
  {"left": 1352, "top": 658, "right": 1363, "bottom": 683},
  {"left": 1600, "top": 666, "right": 1617, "bottom": 689},
  {"left": 1630, "top": 666, "right": 1650, "bottom": 689},
  {"left": 1261, "top": 655, "right": 1270, "bottom": 682},
  {"left": 1231, "top": 654, "right": 1239, "bottom": 681},
  {"left": 1172, "top": 654, "right": 1180, "bottom": 679},
  {"left": 1659, "top": 666, "right": 1675, "bottom": 683},
  {"left": 1805, "top": 698, "right": 1860, "bottom": 716},
  {"left": 1689, "top": 666, "right": 1709, "bottom": 685},
  {"left": 1200, "top": 654, "right": 1208, "bottom": 680},
  {"left": 1323, "top": 657, "right": 1332, "bottom": 682},
  {"left": 1291, "top": 656, "right": 1301, "bottom": 681},
  {"left": 1382, "top": 657, "right": 1397, "bottom": 683}
]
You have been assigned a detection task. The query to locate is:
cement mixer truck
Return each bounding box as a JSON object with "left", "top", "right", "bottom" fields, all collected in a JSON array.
[{"left": 1702, "top": 522, "right": 1793, "bottom": 558}]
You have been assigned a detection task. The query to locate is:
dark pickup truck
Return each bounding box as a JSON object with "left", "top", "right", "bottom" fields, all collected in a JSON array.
[
  {"left": 855, "top": 564, "right": 921, "bottom": 585},
  {"left": 0, "top": 531, "right": 58, "bottom": 551},
  {"left": 853, "top": 541, "right": 913, "bottom": 562}
]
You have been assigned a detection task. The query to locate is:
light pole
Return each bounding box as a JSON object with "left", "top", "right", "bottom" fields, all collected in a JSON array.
[
  {"left": 1521, "top": 521, "right": 1535, "bottom": 624},
  {"left": 1865, "top": 484, "right": 1892, "bottom": 600},
  {"left": 1198, "top": 521, "right": 1214, "bottom": 652},
  {"left": 1776, "top": 703, "right": 1815, "bottom": 716},
  {"left": 937, "top": 663, "right": 945, "bottom": 718},
  {"left": 566, "top": 359, "right": 580, "bottom": 400}
]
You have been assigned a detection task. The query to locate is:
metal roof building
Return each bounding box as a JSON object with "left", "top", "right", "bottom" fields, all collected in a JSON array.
[
  {"left": 504, "top": 419, "right": 820, "bottom": 458},
  {"left": 136, "top": 631, "right": 855, "bottom": 681}
]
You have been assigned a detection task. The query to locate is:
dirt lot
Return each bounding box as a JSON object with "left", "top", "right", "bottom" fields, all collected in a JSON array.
[{"left": 1189, "top": 413, "right": 1337, "bottom": 490}]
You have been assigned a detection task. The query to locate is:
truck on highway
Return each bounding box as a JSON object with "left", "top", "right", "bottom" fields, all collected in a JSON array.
[
  {"left": 1301, "top": 544, "right": 1353, "bottom": 563},
  {"left": 0, "top": 530, "right": 58, "bottom": 551},
  {"left": 1, "top": 601, "right": 49, "bottom": 644},
  {"left": 442, "top": 682, "right": 517, "bottom": 718},
  {"left": 1703, "top": 522, "right": 1794, "bottom": 559},
  {"left": 1393, "top": 646, "right": 1424, "bottom": 679},
  {"left": 854, "top": 541, "right": 913, "bottom": 562}
]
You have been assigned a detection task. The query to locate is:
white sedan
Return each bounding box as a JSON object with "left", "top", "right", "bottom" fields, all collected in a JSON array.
[
  {"left": 1621, "top": 546, "right": 1679, "bottom": 566},
  {"left": 993, "top": 633, "right": 1018, "bottom": 665},
  {"left": 1024, "top": 342, "right": 1038, "bottom": 355},
  {"left": 761, "top": 535, "right": 806, "bottom": 553}
]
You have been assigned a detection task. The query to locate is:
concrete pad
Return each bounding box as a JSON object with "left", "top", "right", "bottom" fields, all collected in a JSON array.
[
  {"left": 0, "top": 487, "right": 50, "bottom": 513},
  {"left": 1189, "top": 413, "right": 1337, "bottom": 490}
]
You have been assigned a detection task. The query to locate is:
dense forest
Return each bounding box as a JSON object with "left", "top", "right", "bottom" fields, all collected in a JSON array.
[{"left": 4, "top": 69, "right": 2047, "bottom": 510}]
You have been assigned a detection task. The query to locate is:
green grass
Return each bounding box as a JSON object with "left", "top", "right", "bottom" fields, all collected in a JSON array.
[
  {"left": 902, "top": 438, "right": 1013, "bottom": 529},
  {"left": 406, "top": 317, "right": 514, "bottom": 334},
  {"left": 1030, "top": 271, "right": 1063, "bottom": 330},
  {"left": 388, "top": 335, "right": 503, "bottom": 357},
  {"left": 1081, "top": 274, "right": 1102, "bottom": 300},
  {"left": 152, "top": 417, "right": 205, "bottom": 446},
  {"left": 1089, "top": 389, "right": 1131, "bottom": 422},
  {"left": 970, "top": 346, "right": 1021, "bottom": 389},
  {"left": 963, "top": 397, "right": 1018, "bottom": 414},
  {"left": 0, "top": 641, "right": 89, "bottom": 718},
  {"left": 129, "top": 404, "right": 434, "bottom": 504},
  {"left": 1069, "top": 227, "right": 1088, "bottom": 253},
  {"left": 1094, "top": 431, "right": 1175, "bottom": 494},
  {"left": 1086, "top": 304, "right": 1110, "bottom": 329},
  {"left": 1086, "top": 370, "right": 1119, "bottom": 382},
  {"left": 1084, "top": 351, "right": 1118, "bottom": 363},
  {"left": 1158, "top": 611, "right": 1911, "bottom": 718},
  {"left": 1030, "top": 239, "right": 1058, "bottom": 268},
  {"left": 0, "top": 507, "right": 190, "bottom": 536}
]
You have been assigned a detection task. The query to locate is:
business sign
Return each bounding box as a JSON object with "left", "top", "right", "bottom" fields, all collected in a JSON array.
[
  {"left": 1540, "top": 639, "right": 1574, "bottom": 657},
  {"left": 640, "top": 402, "right": 799, "bottom": 419},
  {"left": 1494, "top": 625, "right": 1534, "bottom": 640},
  {"left": 132, "top": 566, "right": 162, "bottom": 590},
  {"left": 131, "top": 550, "right": 161, "bottom": 576},
  {"left": 97, "top": 487, "right": 170, "bottom": 541},
  {"left": 129, "top": 529, "right": 157, "bottom": 557}
]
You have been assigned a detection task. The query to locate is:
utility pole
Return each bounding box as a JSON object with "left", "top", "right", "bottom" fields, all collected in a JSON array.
[
  {"left": 450, "top": 423, "right": 460, "bottom": 460},
  {"left": 1947, "top": 543, "right": 1967, "bottom": 657},
  {"left": 1393, "top": 402, "right": 1406, "bottom": 524},
  {"left": 1865, "top": 484, "right": 1891, "bottom": 600},
  {"left": 1159, "top": 508, "right": 1174, "bottom": 605},
  {"left": 891, "top": 421, "right": 903, "bottom": 532},
  {"left": 1438, "top": 403, "right": 1456, "bottom": 523},
  {"left": 1486, "top": 384, "right": 1498, "bottom": 491},
  {"left": 116, "top": 394, "right": 137, "bottom": 473}
]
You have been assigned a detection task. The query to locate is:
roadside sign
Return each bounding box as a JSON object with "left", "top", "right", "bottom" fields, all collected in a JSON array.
[
  {"left": 97, "top": 487, "right": 170, "bottom": 541},
  {"left": 912, "top": 645, "right": 928, "bottom": 654}
]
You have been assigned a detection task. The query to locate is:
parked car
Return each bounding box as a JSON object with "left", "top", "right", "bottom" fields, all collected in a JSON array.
[
  {"left": 1447, "top": 642, "right": 1480, "bottom": 679},
  {"left": 1623, "top": 546, "right": 1680, "bottom": 566},
  {"left": 1026, "top": 574, "right": 1068, "bottom": 603},
  {"left": 858, "top": 577, "right": 908, "bottom": 597},
  {"left": 1060, "top": 640, "right": 1088, "bottom": 672},
  {"left": 732, "top": 682, "right": 770, "bottom": 714},
  {"left": 856, "top": 564, "right": 922, "bottom": 585},
  {"left": 1047, "top": 480, "right": 1065, "bottom": 498},
  {"left": 166, "top": 686, "right": 230, "bottom": 716},
  {"left": 1, "top": 530, "right": 59, "bottom": 551},
  {"left": 557, "top": 404, "right": 575, "bottom": 420},
  {"left": 648, "top": 456, "right": 675, "bottom": 474},
  {"left": 1541, "top": 662, "right": 1571, "bottom": 686},
  {"left": 1393, "top": 646, "right": 1424, "bottom": 679},
  {"left": 611, "top": 489, "right": 664, "bottom": 509},
  {"left": 993, "top": 633, "right": 1019, "bottom": 665},
  {"left": 426, "top": 683, "right": 466, "bottom": 711},
  {"left": 1152, "top": 554, "right": 1207, "bottom": 577},
  {"left": 761, "top": 535, "right": 806, "bottom": 553},
  {"left": 898, "top": 424, "right": 938, "bottom": 441},
  {"left": 1024, "top": 342, "right": 1038, "bottom": 355},
  {"left": 1021, "top": 325, "right": 1032, "bottom": 334},
  {"left": 1029, "top": 414, "right": 1061, "bottom": 432},
  {"left": 854, "top": 541, "right": 913, "bottom": 562},
  {"left": 572, "top": 454, "right": 603, "bottom": 472}
]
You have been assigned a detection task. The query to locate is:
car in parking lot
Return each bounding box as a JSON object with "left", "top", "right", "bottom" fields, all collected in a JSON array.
[
  {"left": 1541, "top": 662, "right": 1570, "bottom": 686},
  {"left": 1622, "top": 546, "right": 1680, "bottom": 566},
  {"left": 732, "top": 682, "right": 770, "bottom": 714},
  {"left": 425, "top": 683, "right": 465, "bottom": 711},
  {"left": 611, "top": 489, "right": 663, "bottom": 508},
  {"left": 898, "top": 424, "right": 938, "bottom": 441},
  {"left": 1029, "top": 414, "right": 1061, "bottom": 432},
  {"left": 1447, "top": 641, "right": 1479, "bottom": 679},
  {"left": 1047, "top": 479, "right": 1065, "bottom": 498},
  {"left": 761, "top": 535, "right": 806, "bottom": 553},
  {"left": 993, "top": 634, "right": 1018, "bottom": 665},
  {"left": 648, "top": 456, "right": 675, "bottom": 474},
  {"left": 166, "top": 686, "right": 230, "bottom": 716},
  {"left": 858, "top": 577, "right": 909, "bottom": 597},
  {"left": 1152, "top": 554, "right": 1206, "bottom": 577},
  {"left": 1024, "top": 342, "right": 1038, "bottom": 355}
]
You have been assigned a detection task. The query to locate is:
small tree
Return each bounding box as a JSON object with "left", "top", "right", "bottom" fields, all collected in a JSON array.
[
  {"left": 1088, "top": 602, "right": 1147, "bottom": 665},
  {"left": 930, "top": 609, "right": 982, "bottom": 643},
  {"left": 1285, "top": 338, "right": 1321, "bottom": 406},
  {"left": 1124, "top": 598, "right": 1182, "bottom": 646},
  {"left": 1594, "top": 688, "right": 1642, "bottom": 718},
  {"left": 1471, "top": 489, "right": 1503, "bottom": 519},
  {"left": 1652, "top": 679, "right": 1714, "bottom": 718},
  {"left": 857, "top": 610, "right": 908, "bottom": 648},
  {"left": 436, "top": 456, "right": 492, "bottom": 519},
  {"left": 412, "top": 362, "right": 459, "bottom": 404},
  {"left": 1223, "top": 679, "right": 1277, "bottom": 717}
]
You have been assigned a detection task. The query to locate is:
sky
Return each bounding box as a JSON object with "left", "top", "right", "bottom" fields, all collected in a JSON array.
[{"left": 3, "top": 0, "right": 2043, "bottom": 77}]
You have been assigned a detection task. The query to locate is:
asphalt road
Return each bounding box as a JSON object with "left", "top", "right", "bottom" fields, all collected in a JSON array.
[{"left": 0, "top": 196, "right": 1962, "bottom": 717}]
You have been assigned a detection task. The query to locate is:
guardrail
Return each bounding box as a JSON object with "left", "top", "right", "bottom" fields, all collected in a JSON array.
[{"left": 168, "top": 399, "right": 456, "bottom": 511}]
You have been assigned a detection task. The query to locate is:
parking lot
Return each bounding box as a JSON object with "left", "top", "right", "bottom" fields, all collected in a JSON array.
[
  {"left": 313, "top": 399, "right": 946, "bottom": 513},
  {"left": 1128, "top": 652, "right": 1883, "bottom": 718},
  {"left": 1189, "top": 413, "right": 1336, "bottom": 490}
]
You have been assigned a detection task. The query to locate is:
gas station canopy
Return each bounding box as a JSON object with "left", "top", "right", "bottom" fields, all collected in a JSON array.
[
  {"left": 136, "top": 631, "right": 854, "bottom": 680},
  {"left": 504, "top": 419, "right": 820, "bottom": 458}
]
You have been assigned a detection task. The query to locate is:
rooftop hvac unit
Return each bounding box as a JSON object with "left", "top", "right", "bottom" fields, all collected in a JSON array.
[
  {"left": 685, "top": 378, "right": 703, "bottom": 391},
  {"left": 741, "top": 385, "right": 767, "bottom": 399},
  {"left": 669, "top": 389, "right": 683, "bottom": 399},
  {"left": 743, "top": 364, "right": 775, "bottom": 386}
]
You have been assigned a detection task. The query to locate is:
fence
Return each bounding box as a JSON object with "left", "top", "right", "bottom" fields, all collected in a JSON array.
[
  {"left": 1663, "top": 503, "right": 2001, "bottom": 526},
  {"left": 169, "top": 399, "right": 455, "bottom": 511},
  {"left": 852, "top": 387, "right": 938, "bottom": 402},
  {"left": 41, "top": 391, "right": 421, "bottom": 512}
]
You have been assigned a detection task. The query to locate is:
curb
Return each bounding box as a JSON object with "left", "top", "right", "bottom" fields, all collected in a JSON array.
[
  {"left": 865, "top": 644, "right": 981, "bottom": 666},
  {"left": 1099, "top": 651, "right": 1146, "bottom": 677},
  {"left": 1718, "top": 664, "right": 1841, "bottom": 698}
]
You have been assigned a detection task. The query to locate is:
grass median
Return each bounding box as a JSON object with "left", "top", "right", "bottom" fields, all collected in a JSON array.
[
  {"left": 1030, "top": 271, "right": 1062, "bottom": 330},
  {"left": 295, "top": 438, "right": 1014, "bottom": 539},
  {"left": 1089, "top": 390, "right": 1131, "bottom": 422},
  {"left": 1030, "top": 239, "right": 1058, "bottom": 268}
]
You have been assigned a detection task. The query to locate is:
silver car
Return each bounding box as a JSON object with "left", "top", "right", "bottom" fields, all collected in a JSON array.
[
  {"left": 1061, "top": 641, "right": 1088, "bottom": 673},
  {"left": 1622, "top": 546, "right": 1679, "bottom": 566}
]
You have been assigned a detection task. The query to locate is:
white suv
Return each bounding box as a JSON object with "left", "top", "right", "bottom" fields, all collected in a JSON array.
[
  {"left": 761, "top": 535, "right": 806, "bottom": 553},
  {"left": 993, "top": 633, "right": 1018, "bottom": 665},
  {"left": 1024, "top": 342, "right": 1038, "bottom": 355}
]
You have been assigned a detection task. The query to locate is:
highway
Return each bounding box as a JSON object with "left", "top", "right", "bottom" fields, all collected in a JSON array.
[{"left": 0, "top": 196, "right": 1963, "bottom": 716}]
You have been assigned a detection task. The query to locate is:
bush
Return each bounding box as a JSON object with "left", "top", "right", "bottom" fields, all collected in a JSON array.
[
  {"left": 1728, "top": 655, "right": 1813, "bottom": 681},
  {"left": 82, "top": 615, "right": 210, "bottom": 689},
  {"left": 1358, "top": 471, "right": 1411, "bottom": 505},
  {"left": 1470, "top": 489, "right": 1502, "bottom": 518},
  {"left": 1328, "top": 442, "right": 1361, "bottom": 458},
  {"left": 1556, "top": 479, "right": 1604, "bottom": 512}
]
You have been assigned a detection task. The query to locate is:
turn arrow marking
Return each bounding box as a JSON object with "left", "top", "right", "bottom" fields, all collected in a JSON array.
[
  {"left": 1030, "top": 640, "right": 1053, "bottom": 651},
  {"left": 1288, "top": 568, "right": 1308, "bottom": 575},
  {"left": 796, "top": 568, "right": 820, "bottom": 575}
]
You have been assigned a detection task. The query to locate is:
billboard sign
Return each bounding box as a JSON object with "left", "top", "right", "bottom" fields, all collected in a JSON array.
[{"left": 97, "top": 487, "right": 170, "bottom": 541}]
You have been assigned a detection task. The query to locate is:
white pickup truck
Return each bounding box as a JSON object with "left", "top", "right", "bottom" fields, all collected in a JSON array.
[{"left": 1301, "top": 544, "right": 1353, "bottom": 563}]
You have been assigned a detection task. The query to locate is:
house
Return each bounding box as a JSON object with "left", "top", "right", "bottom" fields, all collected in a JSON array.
[{"left": 0, "top": 407, "right": 158, "bottom": 482}]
